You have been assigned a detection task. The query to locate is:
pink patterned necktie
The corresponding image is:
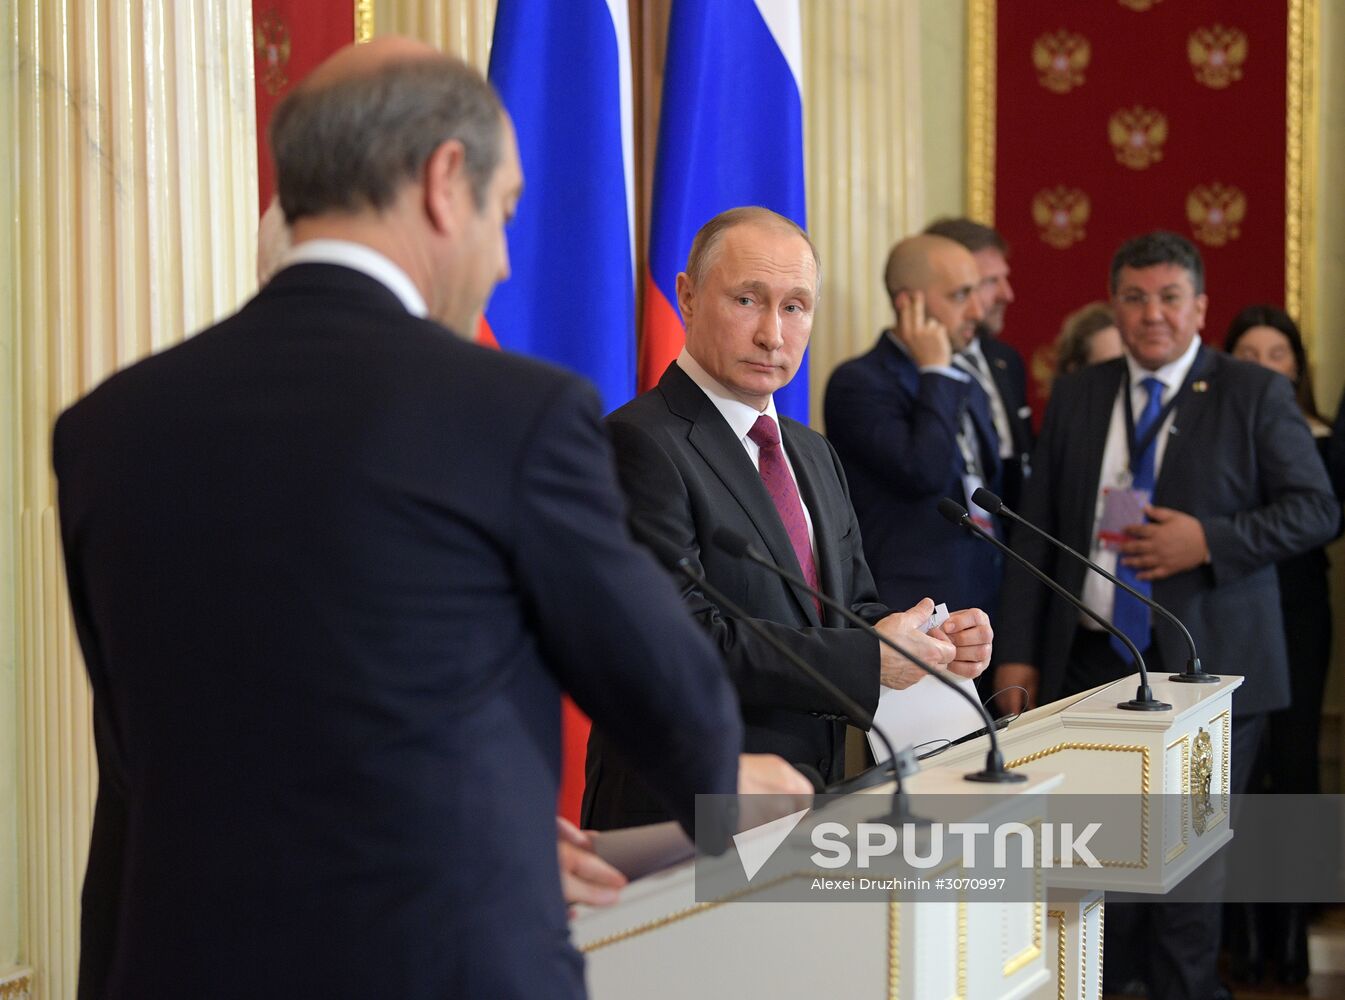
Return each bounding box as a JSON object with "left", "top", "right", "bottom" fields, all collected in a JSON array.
[{"left": 748, "top": 415, "right": 821, "bottom": 615}]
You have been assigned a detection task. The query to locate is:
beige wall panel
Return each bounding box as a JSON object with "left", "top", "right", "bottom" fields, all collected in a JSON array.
[
  {"left": 7, "top": 1, "right": 257, "bottom": 994},
  {"left": 1, "top": 0, "right": 21, "bottom": 974},
  {"left": 804, "top": 0, "right": 924, "bottom": 430},
  {"left": 373, "top": 0, "right": 497, "bottom": 72}
]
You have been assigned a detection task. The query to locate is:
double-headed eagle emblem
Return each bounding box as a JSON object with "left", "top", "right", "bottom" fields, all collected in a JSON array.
[
  {"left": 1033, "top": 30, "right": 1090, "bottom": 94},
  {"left": 255, "top": 8, "right": 292, "bottom": 97},
  {"left": 1187, "top": 184, "right": 1247, "bottom": 247},
  {"left": 1032, "top": 187, "right": 1091, "bottom": 250},
  {"left": 1189, "top": 25, "right": 1248, "bottom": 90},
  {"left": 1108, "top": 106, "right": 1168, "bottom": 170}
]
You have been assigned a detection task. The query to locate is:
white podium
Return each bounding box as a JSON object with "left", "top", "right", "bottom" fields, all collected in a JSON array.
[
  {"left": 573, "top": 671, "right": 1241, "bottom": 999},
  {"left": 927, "top": 671, "right": 1243, "bottom": 1000}
]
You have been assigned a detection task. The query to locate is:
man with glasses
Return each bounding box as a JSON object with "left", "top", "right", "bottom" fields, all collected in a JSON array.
[{"left": 995, "top": 230, "right": 1336, "bottom": 1000}]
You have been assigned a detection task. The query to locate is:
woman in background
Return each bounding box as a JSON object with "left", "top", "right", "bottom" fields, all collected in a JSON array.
[
  {"left": 1037, "top": 301, "right": 1123, "bottom": 402},
  {"left": 1224, "top": 304, "right": 1336, "bottom": 986}
]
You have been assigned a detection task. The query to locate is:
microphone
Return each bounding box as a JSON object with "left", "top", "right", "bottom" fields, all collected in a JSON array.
[
  {"left": 709, "top": 527, "right": 1026, "bottom": 784},
  {"left": 971, "top": 487, "right": 1217, "bottom": 684},
  {"left": 937, "top": 498, "right": 1170, "bottom": 711},
  {"left": 674, "top": 559, "right": 916, "bottom": 817}
]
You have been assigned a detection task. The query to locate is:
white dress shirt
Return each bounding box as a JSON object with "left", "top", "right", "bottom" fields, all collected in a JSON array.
[
  {"left": 1080, "top": 335, "right": 1202, "bottom": 625},
  {"left": 281, "top": 239, "right": 428, "bottom": 318},
  {"left": 676, "top": 348, "right": 817, "bottom": 556}
]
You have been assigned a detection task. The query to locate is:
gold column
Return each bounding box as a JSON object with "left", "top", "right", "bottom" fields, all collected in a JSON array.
[
  {"left": 803, "top": 0, "right": 926, "bottom": 428},
  {"left": 372, "top": 0, "right": 496, "bottom": 72},
  {"left": 7, "top": 2, "right": 257, "bottom": 996}
]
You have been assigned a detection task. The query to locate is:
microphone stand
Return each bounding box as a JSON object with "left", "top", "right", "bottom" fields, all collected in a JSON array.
[
  {"left": 709, "top": 528, "right": 1027, "bottom": 784},
  {"left": 675, "top": 559, "right": 919, "bottom": 820},
  {"left": 936, "top": 499, "right": 1171, "bottom": 712},
  {"left": 971, "top": 487, "right": 1218, "bottom": 684}
]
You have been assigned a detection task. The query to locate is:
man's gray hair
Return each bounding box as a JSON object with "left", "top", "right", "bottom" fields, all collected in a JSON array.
[
  {"left": 270, "top": 55, "right": 504, "bottom": 222},
  {"left": 684, "top": 206, "right": 821, "bottom": 290}
]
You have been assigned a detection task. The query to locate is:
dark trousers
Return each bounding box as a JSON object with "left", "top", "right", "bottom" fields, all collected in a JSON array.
[{"left": 1066, "top": 627, "right": 1265, "bottom": 1000}]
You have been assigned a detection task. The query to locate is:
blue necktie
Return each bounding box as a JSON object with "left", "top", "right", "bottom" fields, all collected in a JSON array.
[{"left": 1110, "top": 376, "right": 1165, "bottom": 658}]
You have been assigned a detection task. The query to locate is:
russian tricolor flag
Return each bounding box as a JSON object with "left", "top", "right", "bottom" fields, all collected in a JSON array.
[
  {"left": 640, "top": 0, "right": 808, "bottom": 420},
  {"left": 486, "top": 0, "right": 636, "bottom": 410},
  {"left": 487, "top": 0, "right": 636, "bottom": 822}
]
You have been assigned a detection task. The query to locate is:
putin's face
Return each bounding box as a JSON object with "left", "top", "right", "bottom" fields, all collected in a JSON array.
[{"left": 678, "top": 222, "right": 818, "bottom": 410}]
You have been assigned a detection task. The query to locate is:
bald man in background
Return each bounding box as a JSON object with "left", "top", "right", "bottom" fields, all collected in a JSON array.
[{"left": 824, "top": 234, "right": 1005, "bottom": 625}]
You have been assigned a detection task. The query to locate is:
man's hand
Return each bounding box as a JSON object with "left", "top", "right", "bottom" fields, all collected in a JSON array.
[
  {"left": 874, "top": 598, "right": 957, "bottom": 689},
  {"left": 936, "top": 608, "right": 993, "bottom": 678},
  {"left": 557, "top": 817, "right": 626, "bottom": 909},
  {"left": 738, "top": 753, "right": 816, "bottom": 796},
  {"left": 1119, "top": 505, "right": 1209, "bottom": 581},
  {"left": 990, "top": 662, "right": 1039, "bottom": 715},
  {"left": 893, "top": 290, "right": 952, "bottom": 368}
]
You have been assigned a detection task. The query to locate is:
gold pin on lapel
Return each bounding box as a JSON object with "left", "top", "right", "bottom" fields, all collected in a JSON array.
[{"left": 1192, "top": 380, "right": 1208, "bottom": 393}]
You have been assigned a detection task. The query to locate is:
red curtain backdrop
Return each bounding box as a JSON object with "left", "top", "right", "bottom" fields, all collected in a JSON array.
[
  {"left": 252, "top": 3, "right": 356, "bottom": 209},
  {"left": 990, "top": 1, "right": 1288, "bottom": 411}
]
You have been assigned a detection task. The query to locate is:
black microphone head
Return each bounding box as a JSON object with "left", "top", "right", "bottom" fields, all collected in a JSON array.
[
  {"left": 937, "top": 497, "right": 970, "bottom": 526},
  {"left": 712, "top": 526, "right": 753, "bottom": 558},
  {"left": 971, "top": 486, "right": 1004, "bottom": 513}
]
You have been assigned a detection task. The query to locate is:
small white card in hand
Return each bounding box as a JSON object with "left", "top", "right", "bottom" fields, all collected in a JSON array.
[{"left": 868, "top": 601, "right": 984, "bottom": 763}]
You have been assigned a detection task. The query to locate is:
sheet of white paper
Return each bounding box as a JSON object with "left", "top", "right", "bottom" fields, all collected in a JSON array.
[
  {"left": 868, "top": 602, "right": 985, "bottom": 762},
  {"left": 591, "top": 821, "right": 695, "bottom": 881}
]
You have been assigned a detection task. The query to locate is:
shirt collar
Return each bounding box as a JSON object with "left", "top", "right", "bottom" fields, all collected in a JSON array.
[
  {"left": 1124, "top": 333, "right": 1202, "bottom": 395},
  {"left": 280, "top": 239, "right": 428, "bottom": 318},
  {"left": 676, "top": 348, "right": 781, "bottom": 442}
]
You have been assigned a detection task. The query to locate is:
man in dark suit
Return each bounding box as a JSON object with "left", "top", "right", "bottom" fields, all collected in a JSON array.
[
  {"left": 824, "top": 233, "right": 1004, "bottom": 617},
  {"left": 925, "top": 217, "right": 1035, "bottom": 509},
  {"left": 995, "top": 231, "right": 1337, "bottom": 1000},
  {"left": 55, "top": 39, "right": 809, "bottom": 1000},
  {"left": 583, "top": 208, "right": 995, "bottom": 830}
]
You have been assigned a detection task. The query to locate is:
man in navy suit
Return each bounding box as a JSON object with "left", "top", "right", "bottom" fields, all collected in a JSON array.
[
  {"left": 924, "top": 217, "right": 1035, "bottom": 510},
  {"left": 996, "top": 231, "right": 1337, "bottom": 1000},
  {"left": 583, "top": 209, "right": 995, "bottom": 830},
  {"left": 824, "top": 233, "right": 1004, "bottom": 618},
  {"left": 56, "top": 39, "right": 808, "bottom": 1000}
]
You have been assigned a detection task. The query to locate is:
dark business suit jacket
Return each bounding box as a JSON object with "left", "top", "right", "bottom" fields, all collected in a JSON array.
[
  {"left": 823, "top": 333, "right": 1003, "bottom": 616},
  {"left": 582, "top": 362, "right": 889, "bottom": 829},
  {"left": 55, "top": 264, "right": 742, "bottom": 1000},
  {"left": 979, "top": 331, "right": 1035, "bottom": 509},
  {"left": 997, "top": 347, "right": 1338, "bottom": 715}
]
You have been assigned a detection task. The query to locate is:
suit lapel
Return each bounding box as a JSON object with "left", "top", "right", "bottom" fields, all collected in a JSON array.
[
  {"left": 1079, "top": 362, "right": 1127, "bottom": 530},
  {"left": 1154, "top": 346, "right": 1215, "bottom": 501},
  {"left": 659, "top": 365, "right": 822, "bottom": 625}
]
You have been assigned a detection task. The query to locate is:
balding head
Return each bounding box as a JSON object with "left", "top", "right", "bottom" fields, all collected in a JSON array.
[
  {"left": 270, "top": 38, "right": 505, "bottom": 221},
  {"left": 883, "top": 234, "right": 969, "bottom": 301},
  {"left": 883, "top": 233, "right": 984, "bottom": 352},
  {"left": 300, "top": 35, "right": 439, "bottom": 90}
]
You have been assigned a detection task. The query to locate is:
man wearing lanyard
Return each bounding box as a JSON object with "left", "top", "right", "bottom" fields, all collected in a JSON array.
[
  {"left": 824, "top": 233, "right": 1005, "bottom": 621},
  {"left": 924, "top": 217, "right": 1035, "bottom": 509},
  {"left": 996, "top": 231, "right": 1337, "bottom": 999}
]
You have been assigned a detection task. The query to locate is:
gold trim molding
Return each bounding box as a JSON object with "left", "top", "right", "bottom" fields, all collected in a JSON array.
[
  {"left": 967, "top": 0, "right": 996, "bottom": 223},
  {"left": 888, "top": 897, "right": 901, "bottom": 999},
  {"left": 0, "top": 973, "right": 32, "bottom": 1000},
  {"left": 1166, "top": 733, "right": 1191, "bottom": 863},
  {"left": 1047, "top": 910, "right": 1067, "bottom": 1000},
  {"left": 1286, "top": 0, "right": 1318, "bottom": 338},
  {"left": 356, "top": 0, "right": 376, "bottom": 43},
  {"left": 1006, "top": 742, "right": 1150, "bottom": 868}
]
